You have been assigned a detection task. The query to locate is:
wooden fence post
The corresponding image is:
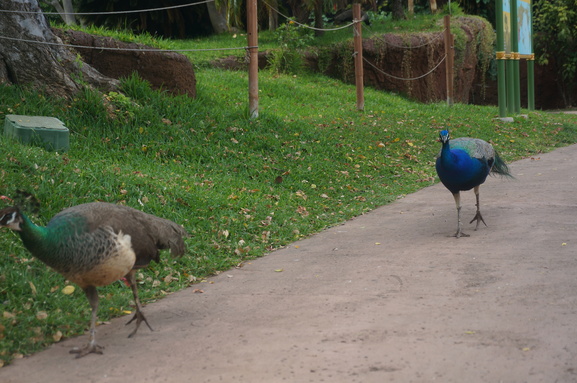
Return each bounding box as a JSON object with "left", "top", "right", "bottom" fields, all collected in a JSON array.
[
  {"left": 247, "top": 0, "right": 258, "bottom": 119},
  {"left": 444, "top": 15, "right": 454, "bottom": 106},
  {"left": 353, "top": 3, "right": 364, "bottom": 111}
]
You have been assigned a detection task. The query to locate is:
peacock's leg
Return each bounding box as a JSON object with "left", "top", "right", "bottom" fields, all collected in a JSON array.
[
  {"left": 452, "top": 192, "right": 469, "bottom": 238},
  {"left": 125, "top": 270, "right": 154, "bottom": 338},
  {"left": 70, "top": 286, "right": 104, "bottom": 358},
  {"left": 469, "top": 185, "right": 487, "bottom": 230}
]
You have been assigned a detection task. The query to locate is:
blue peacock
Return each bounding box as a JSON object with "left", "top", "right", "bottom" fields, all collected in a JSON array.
[
  {"left": 0, "top": 200, "right": 189, "bottom": 357},
  {"left": 435, "top": 129, "right": 513, "bottom": 238}
]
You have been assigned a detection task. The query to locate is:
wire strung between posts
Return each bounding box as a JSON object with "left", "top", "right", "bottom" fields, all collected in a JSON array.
[
  {"left": 361, "top": 54, "right": 446, "bottom": 81},
  {"left": 261, "top": 0, "right": 357, "bottom": 32},
  {"left": 0, "top": 34, "right": 255, "bottom": 53},
  {"left": 0, "top": 0, "right": 213, "bottom": 16}
]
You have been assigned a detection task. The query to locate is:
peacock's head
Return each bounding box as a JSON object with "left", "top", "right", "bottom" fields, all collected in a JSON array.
[
  {"left": 439, "top": 130, "right": 450, "bottom": 144},
  {"left": 0, "top": 207, "right": 23, "bottom": 231}
]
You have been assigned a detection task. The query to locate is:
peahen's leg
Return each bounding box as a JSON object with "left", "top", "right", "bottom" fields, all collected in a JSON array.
[
  {"left": 125, "top": 269, "right": 153, "bottom": 338},
  {"left": 469, "top": 185, "right": 487, "bottom": 230},
  {"left": 70, "top": 286, "right": 104, "bottom": 357},
  {"left": 452, "top": 192, "right": 469, "bottom": 238}
]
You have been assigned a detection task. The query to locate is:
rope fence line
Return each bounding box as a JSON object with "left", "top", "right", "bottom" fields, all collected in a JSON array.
[
  {"left": 259, "top": 2, "right": 450, "bottom": 85},
  {"left": 1, "top": 2, "right": 455, "bottom": 105},
  {"left": 0, "top": 34, "right": 254, "bottom": 54},
  {"left": 0, "top": 0, "right": 213, "bottom": 16},
  {"left": 259, "top": 0, "right": 449, "bottom": 84},
  {"left": 361, "top": 55, "right": 447, "bottom": 81},
  {"left": 260, "top": 0, "right": 445, "bottom": 50},
  {"left": 261, "top": 0, "right": 357, "bottom": 32}
]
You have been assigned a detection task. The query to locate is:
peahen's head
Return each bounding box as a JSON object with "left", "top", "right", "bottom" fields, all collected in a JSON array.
[
  {"left": 439, "top": 129, "right": 450, "bottom": 144},
  {"left": 0, "top": 207, "right": 23, "bottom": 231},
  {"left": 0, "top": 191, "right": 39, "bottom": 232}
]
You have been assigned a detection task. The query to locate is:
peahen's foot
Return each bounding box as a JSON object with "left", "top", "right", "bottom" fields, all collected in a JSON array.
[
  {"left": 469, "top": 211, "right": 487, "bottom": 230},
  {"left": 126, "top": 310, "right": 154, "bottom": 338},
  {"left": 69, "top": 341, "right": 104, "bottom": 358}
]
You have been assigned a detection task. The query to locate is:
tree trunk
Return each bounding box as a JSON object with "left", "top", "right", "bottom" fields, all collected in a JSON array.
[
  {"left": 313, "top": 0, "right": 324, "bottom": 37},
  {"left": 48, "top": 0, "right": 77, "bottom": 25},
  {"left": 267, "top": 0, "right": 279, "bottom": 31},
  {"left": 392, "top": 0, "right": 405, "bottom": 20},
  {"left": 287, "top": 0, "right": 310, "bottom": 24},
  {"left": 206, "top": 1, "right": 229, "bottom": 34},
  {"left": 0, "top": 0, "right": 116, "bottom": 98},
  {"left": 408, "top": 0, "right": 414, "bottom": 17},
  {"left": 429, "top": 0, "right": 438, "bottom": 14}
]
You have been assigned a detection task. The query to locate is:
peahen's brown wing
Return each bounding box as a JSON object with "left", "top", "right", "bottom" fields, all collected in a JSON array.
[{"left": 55, "top": 202, "right": 189, "bottom": 268}]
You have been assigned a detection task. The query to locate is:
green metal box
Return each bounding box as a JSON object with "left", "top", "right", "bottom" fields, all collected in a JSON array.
[{"left": 4, "top": 114, "right": 69, "bottom": 152}]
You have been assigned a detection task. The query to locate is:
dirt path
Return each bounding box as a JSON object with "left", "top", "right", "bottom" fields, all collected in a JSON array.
[{"left": 2, "top": 144, "right": 577, "bottom": 383}]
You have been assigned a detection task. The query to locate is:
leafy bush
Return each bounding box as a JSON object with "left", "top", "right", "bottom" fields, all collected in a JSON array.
[
  {"left": 533, "top": 0, "right": 577, "bottom": 106},
  {"left": 268, "top": 20, "right": 314, "bottom": 75}
]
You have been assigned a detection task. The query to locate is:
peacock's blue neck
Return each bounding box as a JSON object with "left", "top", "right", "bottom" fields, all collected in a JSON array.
[
  {"left": 437, "top": 140, "right": 489, "bottom": 193},
  {"left": 441, "top": 142, "right": 475, "bottom": 171}
]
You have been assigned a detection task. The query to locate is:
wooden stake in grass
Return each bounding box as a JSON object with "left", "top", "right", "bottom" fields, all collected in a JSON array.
[
  {"left": 247, "top": 0, "right": 259, "bottom": 119},
  {"left": 353, "top": 3, "right": 364, "bottom": 112}
]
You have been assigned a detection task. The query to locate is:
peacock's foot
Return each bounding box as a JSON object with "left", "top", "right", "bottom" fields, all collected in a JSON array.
[
  {"left": 69, "top": 342, "right": 104, "bottom": 358},
  {"left": 454, "top": 230, "right": 470, "bottom": 238},
  {"left": 469, "top": 211, "right": 487, "bottom": 230},
  {"left": 126, "top": 310, "right": 154, "bottom": 338}
]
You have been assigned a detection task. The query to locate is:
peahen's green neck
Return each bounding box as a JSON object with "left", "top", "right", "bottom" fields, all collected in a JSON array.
[
  {"left": 18, "top": 213, "right": 51, "bottom": 259},
  {"left": 17, "top": 210, "right": 90, "bottom": 271}
]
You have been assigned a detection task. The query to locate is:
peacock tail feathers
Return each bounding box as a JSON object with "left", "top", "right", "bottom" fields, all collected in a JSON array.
[{"left": 491, "top": 150, "right": 514, "bottom": 178}]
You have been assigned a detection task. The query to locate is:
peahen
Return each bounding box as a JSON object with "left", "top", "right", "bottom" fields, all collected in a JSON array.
[
  {"left": 435, "top": 129, "right": 513, "bottom": 238},
  {"left": 0, "top": 200, "right": 189, "bottom": 357}
]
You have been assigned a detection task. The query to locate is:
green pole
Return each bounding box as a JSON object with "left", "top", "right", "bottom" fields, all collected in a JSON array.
[
  {"left": 506, "top": 57, "right": 515, "bottom": 114},
  {"left": 511, "top": 0, "right": 521, "bottom": 113},
  {"left": 495, "top": 0, "right": 507, "bottom": 117},
  {"left": 527, "top": 59, "right": 535, "bottom": 110},
  {"left": 506, "top": 0, "right": 515, "bottom": 114},
  {"left": 527, "top": 0, "right": 535, "bottom": 110}
]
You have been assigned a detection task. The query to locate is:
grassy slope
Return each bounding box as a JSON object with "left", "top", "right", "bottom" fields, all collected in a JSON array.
[{"left": 1, "top": 23, "right": 577, "bottom": 365}]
